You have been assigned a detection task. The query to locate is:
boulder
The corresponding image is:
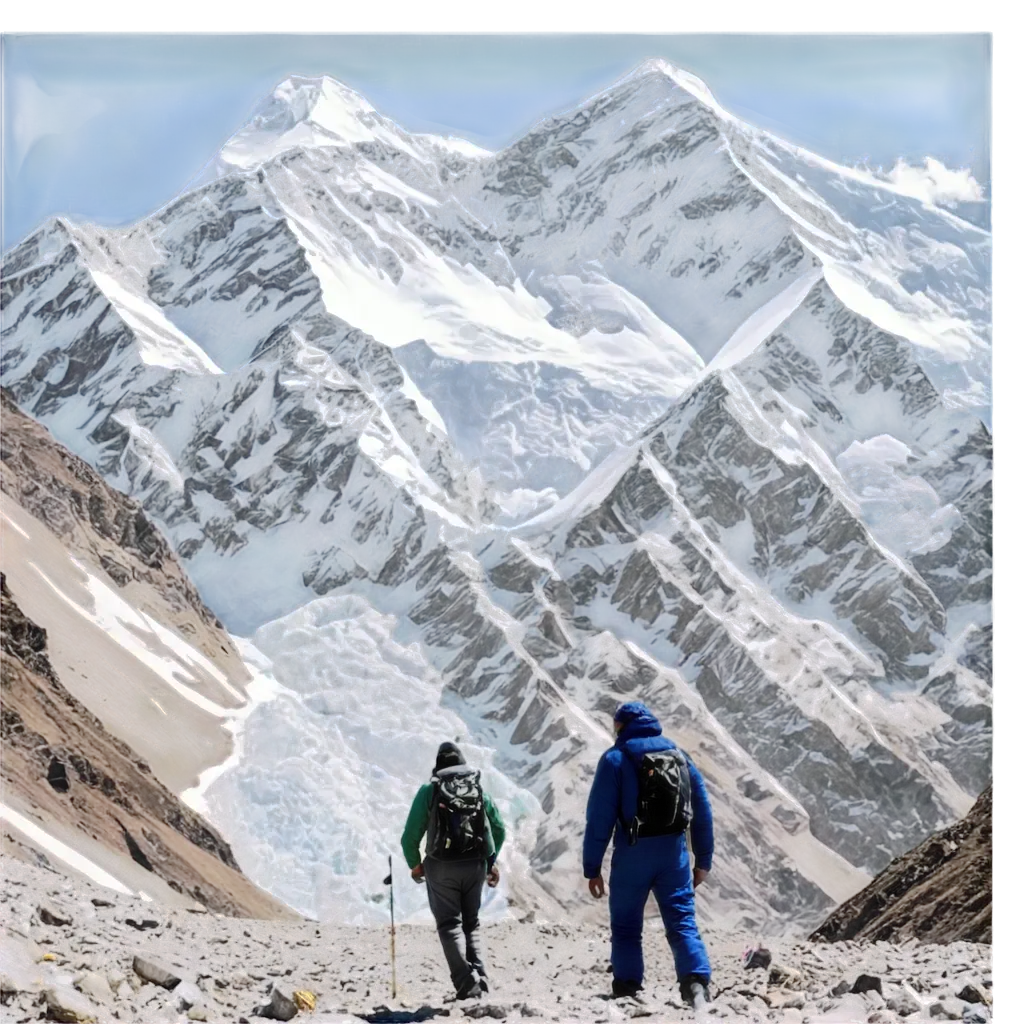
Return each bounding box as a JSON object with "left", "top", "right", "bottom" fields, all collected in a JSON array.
[
  {"left": 0, "top": 935, "right": 45, "bottom": 995},
  {"left": 37, "top": 902, "right": 74, "bottom": 927},
  {"left": 256, "top": 984, "right": 298, "bottom": 1021},
  {"left": 43, "top": 984, "right": 98, "bottom": 1023},
  {"left": 852, "top": 974, "right": 884, "bottom": 996},
  {"left": 74, "top": 971, "right": 113, "bottom": 1004}
]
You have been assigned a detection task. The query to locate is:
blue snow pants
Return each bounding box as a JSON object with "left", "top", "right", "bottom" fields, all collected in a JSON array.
[{"left": 608, "top": 834, "right": 711, "bottom": 985}]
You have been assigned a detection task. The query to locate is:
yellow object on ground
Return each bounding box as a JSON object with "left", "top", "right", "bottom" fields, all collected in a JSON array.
[{"left": 293, "top": 990, "right": 316, "bottom": 1011}]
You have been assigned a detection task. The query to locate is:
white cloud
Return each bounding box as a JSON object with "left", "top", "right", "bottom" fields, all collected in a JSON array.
[{"left": 880, "top": 156, "right": 986, "bottom": 209}]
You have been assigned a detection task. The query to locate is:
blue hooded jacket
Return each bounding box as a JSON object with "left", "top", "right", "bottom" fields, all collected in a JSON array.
[{"left": 582, "top": 701, "right": 714, "bottom": 879}]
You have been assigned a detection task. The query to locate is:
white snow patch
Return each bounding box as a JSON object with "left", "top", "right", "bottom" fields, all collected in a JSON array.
[
  {"left": 29, "top": 559, "right": 241, "bottom": 715},
  {"left": 706, "top": 269, "right": 823, "bottom": 373},
  {"left": 2, "top": 510, "right": 31, "bottom": 540},
  {"left": 89, "top": 270, "right": 223, "bottom": 375},
  {"left": 0, "top": 804, "right": 134, "bottom": 895}
]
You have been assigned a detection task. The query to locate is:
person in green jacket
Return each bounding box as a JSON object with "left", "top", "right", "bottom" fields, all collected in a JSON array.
[{"left": 401, "top": 741, "right": 506, "bottom": 1000}]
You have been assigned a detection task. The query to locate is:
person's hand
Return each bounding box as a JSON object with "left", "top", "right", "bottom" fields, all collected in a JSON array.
[
  {"left": 588, "top": 874, "right": 605, "bottom": 899},
  {"left": 411, "top": 864, "right": 425, "bottom": 884},
  {"left": 487, "top": 866, "right": 500, "bottom": 888},
  {"left": 693, "top": 868, "right": 709, "bottom": 888}
]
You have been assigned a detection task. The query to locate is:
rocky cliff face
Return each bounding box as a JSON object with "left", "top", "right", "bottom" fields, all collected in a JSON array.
[
  {"left": 0, "top": 390, "right": 295, "bottom": 914},
  {"left": 0, "top": 573, "right": 294, "bottom": 919},
  {"left": 809, "top": 784, "right": 991, "bottom": 944}
]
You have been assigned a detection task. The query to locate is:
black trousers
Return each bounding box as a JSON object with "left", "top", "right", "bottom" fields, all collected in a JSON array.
[{"left": 423, "top": 856, "right": 487, "bottom": 993}]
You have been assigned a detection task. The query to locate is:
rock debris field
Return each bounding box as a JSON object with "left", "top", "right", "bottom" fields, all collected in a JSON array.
[{"left": 0, "top": 857, "right": 992, "bottom": 1024}]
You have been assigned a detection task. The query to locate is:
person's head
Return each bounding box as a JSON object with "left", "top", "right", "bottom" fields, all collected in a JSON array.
[
  {"left": 613, "top": 701, "right": 657, "bottom": 736},
  {"left": 434, "top": 741, "right": 466, "bottom": 773}
]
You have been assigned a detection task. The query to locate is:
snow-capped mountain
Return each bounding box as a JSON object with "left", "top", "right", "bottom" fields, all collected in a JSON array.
[{"left": 1, "top": 59, "right": 990, "bottom": 932}]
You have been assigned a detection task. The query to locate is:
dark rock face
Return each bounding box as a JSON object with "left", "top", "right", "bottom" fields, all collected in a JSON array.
[{"left": 809, "top": 784, "right": 991, "bottom": 944}]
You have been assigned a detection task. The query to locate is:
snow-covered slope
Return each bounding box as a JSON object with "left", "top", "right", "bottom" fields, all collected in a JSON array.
[
  {"left": 0, "top": 58, "right": 990, "bottom": 932},
  {"left": 459, "top": 58, "right": 989, "bottom": 413}
]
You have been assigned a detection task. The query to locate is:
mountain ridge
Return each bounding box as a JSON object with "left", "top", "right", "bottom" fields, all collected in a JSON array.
[{"left": 0, "top": 58, "right": 991, "bottom": 931}]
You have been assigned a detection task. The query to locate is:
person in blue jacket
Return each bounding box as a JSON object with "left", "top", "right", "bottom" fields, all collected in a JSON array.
[{"left": 583, "top": 701, "right": 714, "bottom": 1005}]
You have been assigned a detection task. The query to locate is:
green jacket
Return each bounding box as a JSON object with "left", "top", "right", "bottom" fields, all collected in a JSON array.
[{"left": 401, "top": 781, "right": 506, "bottom": 870}]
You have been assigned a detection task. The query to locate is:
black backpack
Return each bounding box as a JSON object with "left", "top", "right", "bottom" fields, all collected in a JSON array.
[
  {"left": 625, "top": 747, "right": 692, "bottom": 844},
  {"left": 427, "top": 766, "right": 488, "bottom": 860}
]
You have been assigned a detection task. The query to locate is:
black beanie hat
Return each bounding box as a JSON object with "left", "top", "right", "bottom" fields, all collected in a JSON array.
[{"left": 432, "top": 741, "right": 468, "bottom": 770}]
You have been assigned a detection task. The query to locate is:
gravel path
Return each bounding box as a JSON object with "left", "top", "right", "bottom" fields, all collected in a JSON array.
[{"left": 0, "top": 856, "right": 992, "bottom": 1024}]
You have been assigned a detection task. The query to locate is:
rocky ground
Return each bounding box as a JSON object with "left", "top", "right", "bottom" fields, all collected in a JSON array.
[{"left": 0, "top": 855, "right": 992, "bottom": 1024}]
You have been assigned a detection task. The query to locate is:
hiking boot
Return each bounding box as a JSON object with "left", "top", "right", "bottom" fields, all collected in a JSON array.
[
  {"left": 456, "top": 979, "right": 483, "bottom": 1000},
  {"left": 680, "top": 974, "right": 711, "bottom": 1008},
  {"left": 611, "top": 978, "right": 644, "bottom": 1000}
]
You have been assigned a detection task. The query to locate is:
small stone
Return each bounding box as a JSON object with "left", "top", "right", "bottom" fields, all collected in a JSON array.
[
  {"left": 256, "top": 985, "right": 297, "bottom": 1020},
  {"left": 188, "top": 1008, "right": 210, "bottom": 1022},
  {"left": 828, "top": 992, "right": 876, "bottom": 1018},
  {"left": 929, "top": 999, "right": 966, "bottom": 1020},
  {"left": 90, "top": 897, "right": 115, "bottom": 908},
  {"left": 133, "top": 955, "right": 183, "bottom": 989},
  {"left": 864, "top": 989, "right": 887, "bottom": 1010},
  {"left": 963, "top": 1008, "right": 991, "bottom": 1024},
  {"left": 957, "top": 984, "right": 989, "bottom": 1005},
  {"left": 44, "top": 984, "right": 98, "bottom": 1023},
  {"left": 74, "top": 971, "right": 113, "bottom": 1004},
  {"left": 852, "top": 975, "right": 884, "bottom": 996},
  {"left": 140, "top": 987, "right": 166, "bottom": 1009},
  {"left": 886, "top": 987, "right": 922, "bottom": 1017},
  {"left": 174, "top": 981, "right": 205, "bottom": 1010},
  {"left": 124, "top": 917, "right": 160, "bottom": 931},
  {"left": 830, "top": 980, "right": 851, "bottom": 997},
  {"left": 38, "top": 902, "right": 74, "bottom": 927},
  {"left": 743, "top": 947, "right": 772, "bottom": 970},
  {"left": 75, "top": 901, "right": 97, "bottom": 925},
  {"left": 463, "top": 1005, "right": 510, "bottom": 1020},
  {"left": 769, "top": 964, "right": 803, "bottom": 989}
]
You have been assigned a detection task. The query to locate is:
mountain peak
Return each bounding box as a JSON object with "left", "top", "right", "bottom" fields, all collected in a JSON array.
[
  {"left": 615, "top": 57, "right": 725, "bottom": 113},
  {"left": 248, "top": 73, "right": 379, "bottom": 136},
  {"left": 193, "top": 72, "right": 406, "bottom": 183}
]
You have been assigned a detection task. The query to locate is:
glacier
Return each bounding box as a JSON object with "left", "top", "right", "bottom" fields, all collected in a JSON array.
[{"left": 195, "top": 597, "right": 544, "bottom": 925}]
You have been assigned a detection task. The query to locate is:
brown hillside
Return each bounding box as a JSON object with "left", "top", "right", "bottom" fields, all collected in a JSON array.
[
  {"left": 0, "top": 386, "right": 246, "bottom": 686},
  {"left": 1, "top": 572, "right": 296, "bottom": 919},
  {"left": 809, "top": 784, "right": 991, "bottom": 944}
]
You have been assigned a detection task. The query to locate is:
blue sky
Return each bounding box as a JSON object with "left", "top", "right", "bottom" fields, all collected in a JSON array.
[{"left": 2, "top": 34, "right": 990, "bottom": 249}]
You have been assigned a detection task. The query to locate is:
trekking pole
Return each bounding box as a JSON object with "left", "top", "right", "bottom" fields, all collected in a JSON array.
[{"left": 383, "top": 855, "right": 397, "bottom": 1000}]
